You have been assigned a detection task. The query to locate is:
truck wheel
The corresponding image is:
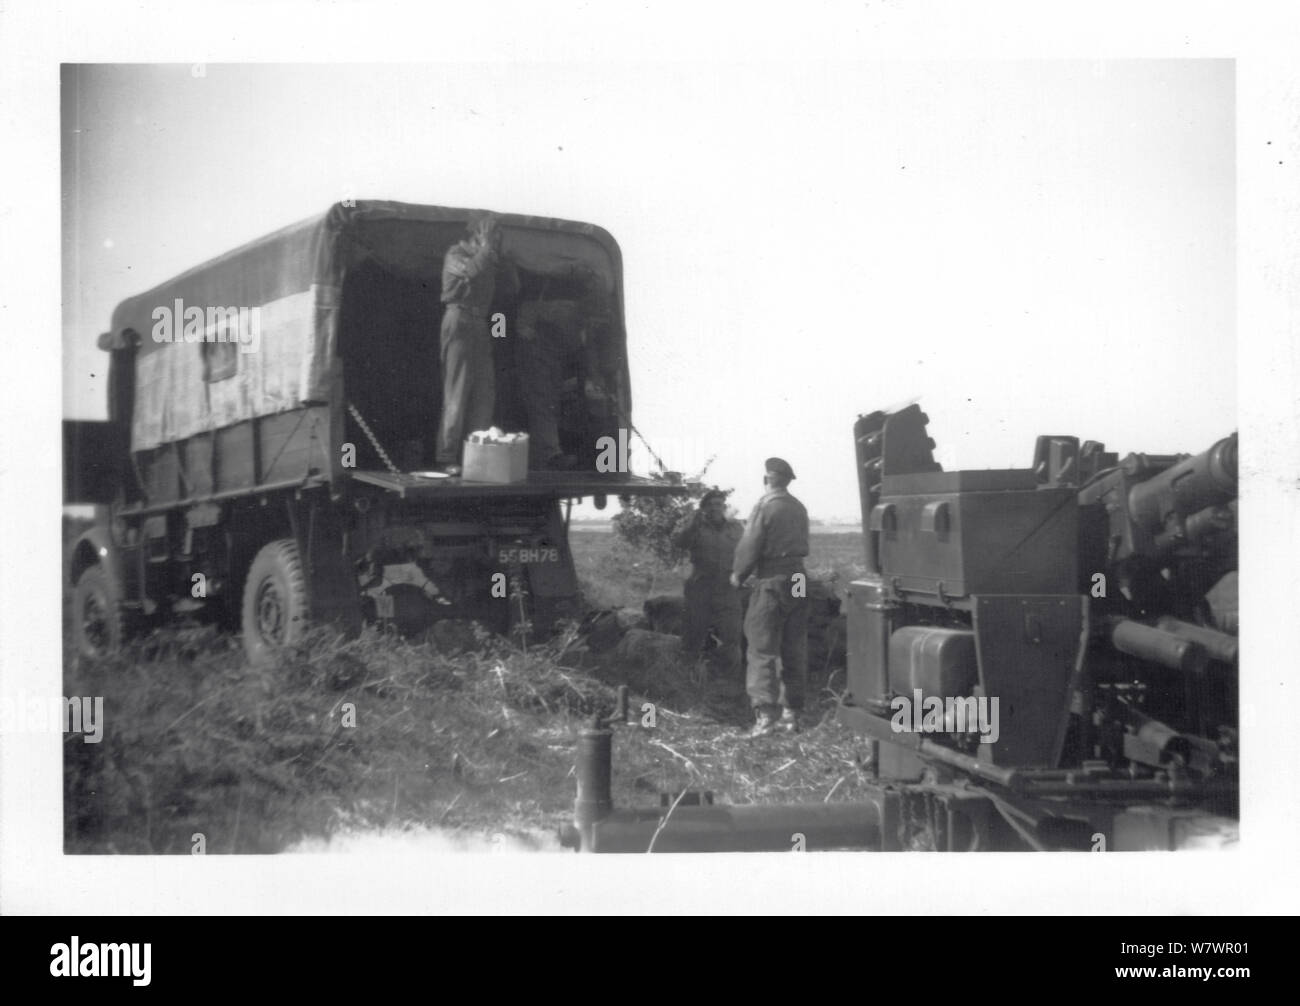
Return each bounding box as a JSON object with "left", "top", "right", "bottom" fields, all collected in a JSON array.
[
  {"left": 241, "top": 539, "right": 309, "bottom": 665},
  {"left": 72, "top": 565, "right": 124, "bottom": 661}
]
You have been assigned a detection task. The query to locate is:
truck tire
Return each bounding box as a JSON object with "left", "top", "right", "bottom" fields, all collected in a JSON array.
[
  {"left": 241, "top": 539, "right": 309, "bottom": 665},
  {"left": 72, "top": 565, "right": 124, "bottom": 661}
]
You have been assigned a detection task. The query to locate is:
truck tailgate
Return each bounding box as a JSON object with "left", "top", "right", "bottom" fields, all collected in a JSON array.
[{"left": 348, "top": 469, "right": 687, "bottom": 500}]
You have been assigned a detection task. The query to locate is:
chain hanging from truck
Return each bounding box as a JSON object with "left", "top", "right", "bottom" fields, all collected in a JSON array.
[{"left": 346, "top": 401, "right": 402, "bottom": 476}]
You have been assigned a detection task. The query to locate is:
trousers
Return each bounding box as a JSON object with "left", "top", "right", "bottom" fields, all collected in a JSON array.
[
  {"left": 437, "top": 307, "right": 495, "bottom": 464},
  {"left": 515, "top": 335, "right": 564, "bottom": 461},
  {"left": 682, "top": 577, "right": 742, "bottom": 675},
  {"left": 744, "top": 574, "right": 808, "bottom": 711}
]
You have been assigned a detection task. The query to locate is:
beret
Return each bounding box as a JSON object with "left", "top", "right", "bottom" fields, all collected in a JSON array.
[{"left": 764, "top": 457, "right": 795, "bottom": 480}]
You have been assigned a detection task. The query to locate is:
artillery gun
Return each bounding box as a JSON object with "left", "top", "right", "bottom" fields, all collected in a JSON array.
[{"left": 563, "top": 405, "right": 1238, "bottom": 852}]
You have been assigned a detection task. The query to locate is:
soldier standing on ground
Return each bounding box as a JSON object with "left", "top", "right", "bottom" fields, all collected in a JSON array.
[
  {"left": 670, "top": 488, "right": 744, "bottom": 677},
  {"left": 730, "top": 457, "right": 810, "bottom": 737},
  {"left": 436, "top": 214, "right": 517, "bottom": 474}
]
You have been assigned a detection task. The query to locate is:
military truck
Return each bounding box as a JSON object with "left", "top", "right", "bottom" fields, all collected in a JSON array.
[{"left": 65, "top": 201, "right": 679, "bottom": 663}]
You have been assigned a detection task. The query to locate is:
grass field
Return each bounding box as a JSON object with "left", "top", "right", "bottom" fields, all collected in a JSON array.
[{"left": 62, "top": 518, "right": 874, "bottom": 853}]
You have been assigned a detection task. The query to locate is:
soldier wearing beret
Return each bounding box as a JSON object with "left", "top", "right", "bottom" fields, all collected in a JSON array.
[
  {"left": 730, "top": 457, "right": 810, "bottom": 737},
  {"left": 671, "top": 488, "right": 744, "bottom": 676}
]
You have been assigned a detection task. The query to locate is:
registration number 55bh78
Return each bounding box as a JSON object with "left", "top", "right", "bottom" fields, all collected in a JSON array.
[{"left": 498, "top": 545, "right": 560, "bottom": 565}]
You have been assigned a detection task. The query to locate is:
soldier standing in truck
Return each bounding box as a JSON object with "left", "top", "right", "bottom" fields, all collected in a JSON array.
[
  {"left": 514, "top": 271, "right": 614, "bottom": 470},
  {"left": 436, "top": 213, "right": 518, "bottom": 474},
  {"left": 515, "top": 296, "right": 585, "bottom": 470},
  {"left": 730, "top": 457, "right": 810, "bottom": 737}
]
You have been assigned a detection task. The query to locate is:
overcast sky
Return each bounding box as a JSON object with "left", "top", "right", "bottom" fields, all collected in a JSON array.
[{"left": 62, "top": 59, "right": 1234, "bottom": 519}]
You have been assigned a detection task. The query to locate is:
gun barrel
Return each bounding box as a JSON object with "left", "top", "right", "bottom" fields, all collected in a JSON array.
[
  {"left": 1109, "top": 618, "right": 1209, "bottom": 674},
  {"left": 1127, "top": 434, "right": 1237, "bottom": 534}
]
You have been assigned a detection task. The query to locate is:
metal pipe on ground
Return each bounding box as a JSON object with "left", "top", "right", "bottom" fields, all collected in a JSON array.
[
  {"left": 560, "top": 715, "right": 886, "bottom": 852},
  {"left": 580, "top": 801, "right": 885, "bottom": 853}
]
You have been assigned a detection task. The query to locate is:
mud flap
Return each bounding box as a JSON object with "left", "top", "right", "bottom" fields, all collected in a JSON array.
[
  {"left": 290, "top": 499, "right": 362, "bottom": 638},
  {"left": 524, "top": 502, "right": 579, "bottom": 600},
  {"left": 521, "top": 502, "right": 581, "bottom": 633}
]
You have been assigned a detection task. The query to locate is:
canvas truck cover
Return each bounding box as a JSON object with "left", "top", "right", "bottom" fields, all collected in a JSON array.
[{"left": 108, "top": 201, "right": 630, "bottom": 452}]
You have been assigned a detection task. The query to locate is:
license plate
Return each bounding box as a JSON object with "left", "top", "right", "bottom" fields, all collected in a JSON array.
[{"left": 497, "top": 545, "right": 561, "bottom": 565}]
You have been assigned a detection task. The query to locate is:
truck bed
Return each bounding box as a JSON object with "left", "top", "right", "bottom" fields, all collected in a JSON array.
[{"left": 349, "top": 469, "right": 684, "bottom": 501}]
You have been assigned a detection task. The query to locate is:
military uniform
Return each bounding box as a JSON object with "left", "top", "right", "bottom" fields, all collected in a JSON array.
[
  {"left": 733, "top": 478, "right": 810, "bottom": 716},
  {"left": 515, "top": 299, "right": 595, "bottom": 465},
  {"left": 671, "top": 507, "right": 744, "bottom": 674},
  {"left": 436, "top": 236, "right": 517, "bottom": 466}
]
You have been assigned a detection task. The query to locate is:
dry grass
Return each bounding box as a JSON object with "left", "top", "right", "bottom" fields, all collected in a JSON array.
[
  {"left": 590, "top": 643, "right": 876, "bottom": 816},
  {"left": 64, "top": 624, "right": 613, "bottom": 853}
]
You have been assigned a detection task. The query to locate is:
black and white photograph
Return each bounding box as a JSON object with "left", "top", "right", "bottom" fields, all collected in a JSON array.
[{"left": 3, "top": 1, "right": 1298, "bottom": 920}]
